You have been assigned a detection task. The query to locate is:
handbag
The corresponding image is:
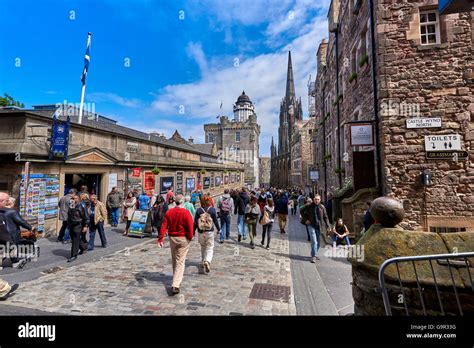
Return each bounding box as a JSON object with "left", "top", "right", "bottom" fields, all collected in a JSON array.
[{"left": 260, "top": 210, "right": 270, "bottom": 225}]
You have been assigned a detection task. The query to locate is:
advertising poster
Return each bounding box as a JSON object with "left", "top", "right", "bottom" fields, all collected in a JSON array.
[
  {"left": 108, "top": 173, "right": 118, "bottom": 193},
  {"left": 176, "top": 172, "right": 183, "bottom": 194},
  {"left": 128, "top": 210, "right": 151, "bottom": 237},
  {"left": 215, "top": 176, "right": 221, "bottom": 186},
  {"left": 144, "top": 171, "right": 155, "bottom": 195},
  {"left": 49, "top": 115, "right": 70, "bottom": 160},
  {"left": 203, "top": 177, "right": 210, "bottom": 189},
  {"left": 231, "top": 173, "right": 235, "bottom": 183},
  {"left": 197, "top": 173, "right": 202, "bottom": 191},
  {"left": 160, "top": 176, "right": 174, "bottom": 194},
  {"left": 224, "top": 176, "right": 229, "bottom": 184},
  {"left": 186, "top": 178, "right": 195, "bottom": 192}
]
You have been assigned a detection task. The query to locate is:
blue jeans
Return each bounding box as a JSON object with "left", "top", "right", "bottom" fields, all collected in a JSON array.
[
  {"left": 88, "top": 221, "right": 107, "bottom": 250},
  {"left": 307, "top": 225, "right": 321, "bottom": 257},
  {"left": 110, "top": 207, "right": 119, "bottom": 225},
  {"left": 237, "top": 214, "right": 248, "bottom": 238},
  {"left": 332, "top": 234, "right": 351, "bottom": 246},
  {"left": 220, "top": 214, "right": 231, "bottom": 241}
]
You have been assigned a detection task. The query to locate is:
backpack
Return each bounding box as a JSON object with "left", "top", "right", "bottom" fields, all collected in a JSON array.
[
  {"left": 259, "top": 209, "right": 270, "bottom": 225},
  {"left": 198, "top": 207, "right": 213, "bottom": 231},
  {"left": 221, "top": 197, "right": 231, "bottom": 214}
]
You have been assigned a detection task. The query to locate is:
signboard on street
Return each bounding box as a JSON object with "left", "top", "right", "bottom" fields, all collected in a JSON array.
[
  {"left": 128, "top": 210, "right": 151, "bottom": 237},
  {"left": 350, "top": 124, "right": 374, "bottom": 146},
  {"left": 426, "top": 151, "right": 468, "bottom": 160},
  {"left": 424, "top": 134, "right": 461, "bottom": 152},
  {"left": 406, "top": 118, "right": 442, "bottom": 129}
]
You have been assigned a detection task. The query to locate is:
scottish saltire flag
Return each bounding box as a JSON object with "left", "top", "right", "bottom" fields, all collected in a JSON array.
[{"left": 80, "top": 33, "right": 91, "bottom": 83}]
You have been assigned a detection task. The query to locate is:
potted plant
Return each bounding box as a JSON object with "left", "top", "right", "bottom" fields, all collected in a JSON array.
[
  {"left": 199, "top": 169, "right": 207, "bottom": 174},
  {"left": 151, "top": 167, "right": 161, "bottom": 175}
]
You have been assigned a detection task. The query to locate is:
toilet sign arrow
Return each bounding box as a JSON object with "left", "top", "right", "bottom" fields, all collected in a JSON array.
[{"left": 425, "top": 134, "right": 461, "bottom": 152}]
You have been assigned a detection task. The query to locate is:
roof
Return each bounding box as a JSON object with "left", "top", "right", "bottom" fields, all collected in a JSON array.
[
  {"left": 0, "top": 109, "right": 213, "bottom": 156},
  {"left": 190, "top": 143, "right": 215, "bottom": 155},
  {"left": 236, "top": 91, "right": 252, "bottom": 104}
]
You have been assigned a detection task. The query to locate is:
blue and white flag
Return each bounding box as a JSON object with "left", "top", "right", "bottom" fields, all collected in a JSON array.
[{"left": 80, "top": 33, "right": 91, "bottom": 84}]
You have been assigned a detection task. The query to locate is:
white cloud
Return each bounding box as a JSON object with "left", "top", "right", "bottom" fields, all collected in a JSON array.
[{"left": 88, "top": 92, "right": 142, "bottom": 108}]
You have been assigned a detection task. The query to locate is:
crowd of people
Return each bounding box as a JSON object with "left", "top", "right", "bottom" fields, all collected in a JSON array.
[{"left": 0, "top": 183, "right": 376, "bottom": 300}]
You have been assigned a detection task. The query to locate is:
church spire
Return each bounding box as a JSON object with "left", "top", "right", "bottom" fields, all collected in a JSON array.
[{"left": 285, "top": 51, "right": 295, "bottom": 101}]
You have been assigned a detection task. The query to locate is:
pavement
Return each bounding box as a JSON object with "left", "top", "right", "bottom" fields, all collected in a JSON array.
[{"left": 0, "top": 212, "right": 353, "bottom": 316}]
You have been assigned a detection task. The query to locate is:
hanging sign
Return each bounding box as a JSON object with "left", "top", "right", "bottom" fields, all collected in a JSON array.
[
  {"left": 49, "top": 115, "right": 70, "bottom": 160},
  {"left": 132, "top": 168, "right": 141, "bottom": 177}
]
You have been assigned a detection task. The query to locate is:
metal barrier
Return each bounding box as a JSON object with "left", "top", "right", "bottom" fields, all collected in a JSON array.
[{"left": 378, "top": 252, "right": 474, "bottom": 316}]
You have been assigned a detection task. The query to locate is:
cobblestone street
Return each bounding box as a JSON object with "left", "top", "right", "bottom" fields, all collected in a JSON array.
[{"left": 0, "top": 214, "right": 353, "bottom": 316}]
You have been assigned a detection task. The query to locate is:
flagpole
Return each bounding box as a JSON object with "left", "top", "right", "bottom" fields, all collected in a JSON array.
[{"left": 78, "top": 32, "right": 91, "bottom": 124}]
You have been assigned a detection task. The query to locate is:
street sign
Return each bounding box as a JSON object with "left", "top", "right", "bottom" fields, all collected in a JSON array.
[
  {"left": 309, "top": 170, "right": 319, "bottom": 181},
  {"left": 424, "top": 134, "right": 461, "bottom": 152},
  {"left": 426, "top": 151, "right": 468, "bottom": 160},
  {"left": 406, "top": 117, "right": 442, "bottom": 129}
]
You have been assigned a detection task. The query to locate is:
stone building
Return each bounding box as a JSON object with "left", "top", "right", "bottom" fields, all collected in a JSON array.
[
  {"left": 271, "top": 51, "right": 304, "bottom": 188},
  {"left": 289, "top": 118, "right": 316, "bottom": 190},
  {"left": 259, "top": 157, "right": 271, "bottom": 188},
  {"left": 312, "top": 0, "right": 473, "bottom": 234},
  {"left": 0, "top": 107, "right": 245, "bottom": 236},
  {"left": 204, "top": 91, "right": 261, "bottom": 187}
]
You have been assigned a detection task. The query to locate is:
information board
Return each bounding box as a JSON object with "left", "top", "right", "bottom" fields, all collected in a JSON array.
[
  {"left": 176, "top": 172, "right": 183, "bottom": 194},
  {"left": 128, "top": 210, "right": 151, "bottom": 237}
]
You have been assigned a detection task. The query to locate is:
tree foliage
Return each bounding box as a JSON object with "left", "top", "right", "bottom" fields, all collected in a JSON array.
[{"left": 0, "top": 93, "right": 25, "bottom": 108}]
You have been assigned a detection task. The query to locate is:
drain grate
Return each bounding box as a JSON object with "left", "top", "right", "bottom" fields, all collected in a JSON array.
[{"left": 249, "top": 283, "right": 290, "bottom": 303}]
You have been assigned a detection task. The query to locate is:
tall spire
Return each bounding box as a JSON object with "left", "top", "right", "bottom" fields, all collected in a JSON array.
[{"left": 285, "top": 51, "right": 295, "bottom": 100}]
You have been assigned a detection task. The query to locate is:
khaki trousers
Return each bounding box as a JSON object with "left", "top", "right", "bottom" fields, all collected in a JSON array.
[
  {"left": 198, "top": 231, "right": 214, "bottom": 264},
  {"left": 169, "top": 236, "right": 191, "bottom": 288},
  {"left": 0, "top": 278, "right": 11, "bottom": 298},
  {"left": 278, "top": 214, "right": 288, "bottom": 230}
]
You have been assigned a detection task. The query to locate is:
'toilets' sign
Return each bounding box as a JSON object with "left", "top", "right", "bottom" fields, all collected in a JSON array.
[{"left": 424, "top": 134, "right": 461, "bottom": 152}]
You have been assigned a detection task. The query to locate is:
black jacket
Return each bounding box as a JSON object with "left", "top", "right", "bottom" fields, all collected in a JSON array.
[
  {"left": 300, "top": 203, "right": 331, "bottom": 232},
  {"left": 67, "top": 204, "right": 89, "bottom": 228},
  {"left": 275, "top": 195, "right": 289, "bottom": 214},
  {"left": 0, "top": 208, "right": 32, "bottom": 244},
  {"left": 236, "top": 192, "right": 249, "bottom": 215}
]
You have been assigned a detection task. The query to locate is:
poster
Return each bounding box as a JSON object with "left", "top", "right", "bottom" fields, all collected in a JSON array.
[
  {"left": 237, "top": 174, "right": 241, "bottom": 182},
  {"left": 132, "top": 168, "right": 141, "bottom": 177},
  {"left": 128, "top": 210, "right": 151, "bottom": 236},
  {"left": 203, "top": 177, "right": 210, "bottom": 189},
  {"left": 196, "top": 173, "right": 202, "bottom": 191},
  {"left": 186, "top": 178, "right": 195, "bottom": 192},
  {"left": 224, "top": 176, "right": 229, "bottom": 184},
  {"left": 108, "top": 173, "right": 117, "bottom": 193},
  {"left": 215, "top": 176, "right": 221, "bottom": 186},
  {"left": 144, "top": 172, "right": 155, "bottom": 195},
  {"left": 160, "top": 176, "right": 174, "bottom": 194},
  {"left": 19, "top": 174, "right": 60, "bottom": 237},
  {"left": 230, "top": 173, "right": 235, "bottom": 183},
  {"left": 176, "top": 172, "right": 183, "bottom": 194}
]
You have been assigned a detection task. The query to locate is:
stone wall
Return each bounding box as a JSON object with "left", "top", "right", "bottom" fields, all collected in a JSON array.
[
  {"left": 348, "top": 224, "right": 474, "bottom": 315},
  {"left": 259, "top": 157, "right": 271, "bottom": 187}
]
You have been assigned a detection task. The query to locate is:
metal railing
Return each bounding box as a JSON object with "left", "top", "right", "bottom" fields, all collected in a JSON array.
[{"left": 378, "top": 252, "right": 474, "bottom": 316}]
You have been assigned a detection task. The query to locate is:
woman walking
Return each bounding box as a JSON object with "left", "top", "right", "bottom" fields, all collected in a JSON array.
[
  {"left": 260, "top": 198, "right": 275, "bottom": 250},
  {"left": 194, "top": 195, "right": 220, "bottom": 273},
  {"left": 151, "top": 195, "right": 168, "bottom": 236},
  {"left": 244, "top": 196, "right": 260, "bottom": 249},
  {"left": 122, "top": 191, "right": 137, "bottom": 236}
]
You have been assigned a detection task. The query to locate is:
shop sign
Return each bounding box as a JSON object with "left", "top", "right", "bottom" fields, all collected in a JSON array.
[
  {"left": 49, "top": 115, "right": 70, "bottom": 160},
  {"left": 131, "top": 168, "right": 141, "bottom": 177}
]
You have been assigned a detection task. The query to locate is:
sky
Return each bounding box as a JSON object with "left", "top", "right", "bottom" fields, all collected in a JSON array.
[{"left": 0, "top": 0, "right": 330, "bottom": 156}]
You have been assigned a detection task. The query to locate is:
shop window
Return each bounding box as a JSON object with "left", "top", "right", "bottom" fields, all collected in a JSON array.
[{"left": 420, "top": 10, "right": 440, "bottom": 45}]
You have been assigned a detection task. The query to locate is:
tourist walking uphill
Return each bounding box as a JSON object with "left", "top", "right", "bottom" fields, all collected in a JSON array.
[
  {"left": 158, "top": 194, "right": 194, "bottom": 295},
  {"left": 194, "top": 195, "right": 220, "bottom": 273},
  {"left": 151, "top": 195, "right": 168, "bottom": 235},
  {"left": 87, "top": 194, "right": 108, "bottom": 250},
  {"left": 244, "top": 196, "right": 260, "bottom": 249},
  {"left": 260, "top": 198, "right": 275, "bottom": 250},
  {"left": 300, "top": 194, "right": 333, "bottom": 263},
  {"left": 236, "top": 188, "right": 250, "bottom": 242},
  {"left": 217, "top": 189, "right": 234, "bottom": 243},
  {"left": 275, "top": 190, "right": 289, "bottom": 234}
]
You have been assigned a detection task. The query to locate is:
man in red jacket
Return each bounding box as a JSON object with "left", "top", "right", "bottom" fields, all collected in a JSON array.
[{"left": 158, "top": 194, "right": 194, "bottom": 295}]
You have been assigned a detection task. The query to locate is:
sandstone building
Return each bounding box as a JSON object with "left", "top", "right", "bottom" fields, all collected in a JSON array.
[
  {"left": 259, "top": 156, "right": 271, "bottom": 188},
  {"left": 311, "top": 0, "right": 473, "bottom": 233},
  {"left": 204, "top": 91, "right": 261, "bottom": 187}
]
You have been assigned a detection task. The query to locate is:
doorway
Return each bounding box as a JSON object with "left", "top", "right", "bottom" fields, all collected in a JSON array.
[
  {"left": 65, "top": 173, "right": 102, "bottom": 197},
  {"left": 353, "top": 151, "right": 376, "bottom": 191}
]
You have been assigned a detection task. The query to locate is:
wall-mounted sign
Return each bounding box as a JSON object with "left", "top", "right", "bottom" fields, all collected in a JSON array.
[
  {"left": 224, "top": 176, "right": 229, "bottom": 184},
  {"left": 425, "top": 134, "right": 461, "bottom": 152},
  {"left": 203, "top": 177, "right": 210, "bottom": 189},
  {"left": 215, "top": 176, "right": 221, "bottom": 186},
  {"left": 176, "top": 172, "right": 183, "bottom": 194},
  {"left": 237, "top": 174, "right": 240, "bottom": 182},
  {"left": 350, "top": 124, "right": 374, "bottom": 146},
  {"left": 107, "top": 173, "right": 117, "bottom": 193},
  {"left": 144, "top": 172, "right": 155, "bottom": 195},
  {"left": 309, "top": 170, "right": 319, "bottom": 181},
  {"left": 406, "top": 118, "right": 442, "bottom": 129},
  {"left": 49, "top": 115, "right": 70, "bottom": 160},
  {"left": 126, "top": 141, "right": 139, "bottom": 153},
  {"left": 426, "top": 151, "right": 468, "bottom": 160},
  {"left": 186, "top": 178, "right": 195, "bottom": 192},
  {"left": 131, "top": 168, "right": 141, "bottom": 177},
  {"left": 160, "top": 177, "right": 174, "bottom": 194}
]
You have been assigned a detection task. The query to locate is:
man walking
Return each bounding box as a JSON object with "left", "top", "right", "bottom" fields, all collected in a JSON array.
[
  {"left": 236, "top": 188, "right": 249, "bottom": 242},
  {"left": 217, "top": 189, "right": 234, "bottom": 243},
  {"left": 67, "top": 194, "right": 89, "bottom": 262},
  {"left": 138, "top": 191, "right": 150, "bottom": 210},
  {"left": 301, "top": 194, "right": 333, "bottom": 262},
  {"left": 158, "top": 194, "right": 194, "bottom": 295},
  {"left": 106, "top": 187, "right": 123, "bottom": 227},
  {"left": 57, "top": 189, "right": 76, "bottom": 243},
  {"left": 275, "top": 190, "right": 289, "bottom": 234},
  {"left": 88, "top": 194, "right": 108, "bottom": 250}
]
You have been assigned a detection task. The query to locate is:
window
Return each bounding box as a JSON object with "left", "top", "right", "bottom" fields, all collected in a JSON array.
[
  {"left": 420, "top": 10, "right": 440, "bottom": 45},
  {"left": 207, "top": 133, "right": 215, "bottom": 143},
  {"left": 235, "top": 131, "right": 241, "bottom": 142}
]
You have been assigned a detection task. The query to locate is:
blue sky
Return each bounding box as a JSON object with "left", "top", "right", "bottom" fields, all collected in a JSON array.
[{"left": 0, "top": 0, "right": 330, "bottom": 156}]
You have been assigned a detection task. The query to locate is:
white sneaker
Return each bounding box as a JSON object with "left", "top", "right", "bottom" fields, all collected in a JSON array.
[{"left": 203, "top": 261, "right": 210, "bottom": 273}]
